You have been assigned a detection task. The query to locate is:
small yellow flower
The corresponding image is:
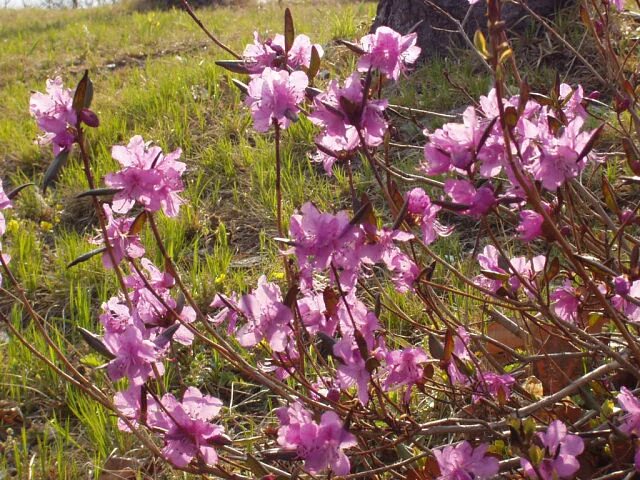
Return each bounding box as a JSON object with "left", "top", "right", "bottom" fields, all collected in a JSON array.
[
  {"left": 40, "top": 221, "right": 53, "bottom": 232},
  {"left": 6, "top": 219, "right": 19, "bottom": 235},
  {"left": 271, "top": 271, "right": 285, "bottom": 281},
  {"left": 214, "top": 273, "right": 226, "bottom": 285}
]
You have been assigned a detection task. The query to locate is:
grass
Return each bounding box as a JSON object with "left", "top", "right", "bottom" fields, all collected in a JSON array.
[{"left": 1, "top": 0, "right": 631, "bottom": 477}]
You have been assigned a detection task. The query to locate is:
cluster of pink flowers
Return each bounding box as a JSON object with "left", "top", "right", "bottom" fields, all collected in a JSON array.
[
  {"left": 115, "top": 386, "right": 227, "bottom": 468},
  {"left": 474, "top": 245, "right": 546, "bottom": 298},
  {"left": 433, "top": 441, "right": 499, "bottom": 479},
  {"left": 421, "top": 85, "right": 598, "bottom": 221},
  {"left": 240, "top": 24, "right": 421, "bottom": 175},
  {"left": 105, "top": 135, "right": 186, "bottom": 218},
  {"left": 99, "top": 259, "right": 195, "bottom": 386},
  {"left": 245, "top": 68, "right": 308, "bottom": 132},
  {"left": 276, "top": 402, "right": 357, "bottom": 475},
  {"left": 357, "top": 26, "right": 420, "bottom": 81},
  {"left": 243, "top": 31, "right": 324, "bottom": 74},
  {"left": 24, "top": 6, "right": 637, "bottom": 474},
  {"left": 309, "top": 73, "right": 389, "bottom": 174},
  {"left": 29, "top": 77, "right": 99, "bottom": 155}
]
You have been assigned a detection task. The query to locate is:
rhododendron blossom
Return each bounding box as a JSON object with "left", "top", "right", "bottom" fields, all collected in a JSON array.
[
  {"left": 518, "top": 210, "right": 545, "bottom": 242},
  {"left": 617, "top": 387, "right": 640, "bottom": 436},
  {"left": 551, "top": 280, "right": 580, "bottom": 323},
  {"left": 521, "top": 420, "right": 584, "bottom": 479},
  {"left": 433, "top": 441, "right": 499, "bottom": 479},
  {"left": 94, "top": 205, "right": 145, "bottom": 269},
  {"left": 0, "top": 182, "right": 12, "bottom": 237},
  {"left": 357, "top": 26, "right": 421, "bottom": 81},
  {"left": 444, "top": 179, "right": 495, "bottom": 217},
  {"left": 245, "top": 67, "right": 308, "bottom": 132},
  {"left": 29, "top": 77, "right": 78, "bottom": 155},
  {"left": 105, "top": 135, "right": 186, "bottom": 217},
  {"left": 309, "top": 73, "right": 387, "bottom": 173},
  {"left": 383, "top": 347, "right": 429, "bottom": 401},
  {"left": 405, "top": 187, "right": 451, "bottom": 244},
  {"left": 473, "top": 371, "right": 515, "bottom": 403},
  {"left": 235, "top": 275, "right": 293, "bottom": 352},
  {"left": 103, "top": 324, "right": 164, "bottom": 386},
  {"left": 277, "top": 402, "right": 357, "bottom": 475},
  {"left": 149, "top": 387, "right": 226, "bottom": 468},
  {"left": 243, "top": 32, "right": 324, "bottom": 73}
]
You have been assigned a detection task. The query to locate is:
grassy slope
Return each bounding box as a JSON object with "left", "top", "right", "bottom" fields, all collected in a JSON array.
[{"left": 0, "top": 0, "right": 559, "bottom": 476}]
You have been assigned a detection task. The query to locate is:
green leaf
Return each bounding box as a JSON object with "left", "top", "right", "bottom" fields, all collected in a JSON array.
[
  {"left": 6, "top": 183, "right": 34, "bottom": 200},
  {"left": 67, "top": 247, "right": 106, "bottom": 268},
  {"left": 231, "top": 79, "right": 248, "bottom": 95},
  {"left": 336, "top": 39, "right": 366, "bottom": 55},
  {"left": 75, "top": 187, "right": 122, "bottom": 199},
  {"left": 215, "top": 60, "right": 253, "bottom": 75},
  {"left": 78, "top": 327, "right": 115, "bottom": 359},
  {"left": 42, "top": 149, "right": 70, "bottom": 193}
]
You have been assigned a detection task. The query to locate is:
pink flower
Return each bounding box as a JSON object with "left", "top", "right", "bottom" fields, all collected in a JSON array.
[
  {"left": 245, "top": 67, "right": 308, "bottom": 132},
  {"left": 530, "top": 116, "right": 596, "bottom": 191},
  {"left": 277, "top": 403, "right": 357, "bottom": 476},
  {"left": 236, "top": 275, "right": 293, "bottom": 352},
  {"left": 29, "top": 77, "right": 78, "bottom": 155},
  {"left": 100, "top": 296, "right": 132, "bottom": 333},
  {"left": 357, "top": 26, "right": 421, "bottom": 81},
  {"left": 383, "top": 347, "right": 429, "bottom": 402},
  {"left": 272, "top": 33, "right": 324, "bottom": 70},
  {"left": 422, "top": 107, "right": 502, "bottom": 177},
  {"left": 93, "top": 205, "right": 145, "bottom": 269},
  {"left": 114, "top": 385, "right": 150, "bottom": 432},
  {"left": 309, "top": 73, "right": 387, "bottom": 173},
  {"left": 446, "top": 326, "right": 474, "bottom": 385},
  {"left": 551, "top": 280, "right": 580, "bottom": 323},
  {"left": 612, "top": 279, "right": 640, "bottom": 323},
  {"left": 405, "top": 188, "right": 451, "bottom": 245},
  {"left": 298, "top": 292, "right": 338, "bottom": 336},
  {"left": 517, "top": 210, "right": 544, "bottom": 242},
  {"left": 617, "top": 387, "right": 640, "bottom": 436},
  {"left": 434, "top": 441, "right": 499, "bottom": 480},
  {"left": 288, "top": 202, "right": 361, "bottom": 290},
  {"left": 333, "top": 337, "right": 372, "bottom": 405},
  {"left": 105, "top": 135, "right": 186, "bottom": 217},
  {"left": 103, "top": 324, "right": 163, "bottom": 386},
  {"left": 358, "top": 227, "right": 418, "bottom": 292},
  {"left": 243, "top": 32, "right": 324, "bottom": 73},
  {"left": 0, "top": 182, "right": 12, "bottom": 237},
  {"left": 521, "top": 420, "right": 584, "bottom": 479},
  {"left": 473, "top": 371, "right": 515, "bottom": 403},
  {"left": 149, "top": 387, "right": 226, "bottom": 468},
  {"left": 444, "top": 179, "right": 495, "bottom": 217},
  {"left": 474, "top": 245, "right": 509, "bottom": 293}
]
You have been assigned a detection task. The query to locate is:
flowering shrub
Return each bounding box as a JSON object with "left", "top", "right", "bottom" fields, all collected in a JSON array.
[{"left": 4, "top": 0, "right": 640, "bottom": 478}]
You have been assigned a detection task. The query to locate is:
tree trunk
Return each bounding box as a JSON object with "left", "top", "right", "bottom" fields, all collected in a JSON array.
[{"left": 372, "top": 0, "right": 574, "bottom": 61}]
